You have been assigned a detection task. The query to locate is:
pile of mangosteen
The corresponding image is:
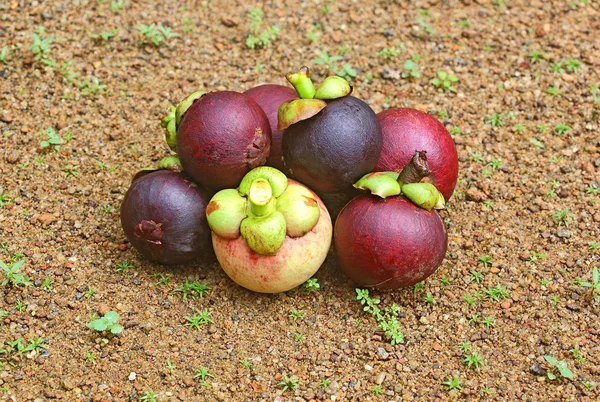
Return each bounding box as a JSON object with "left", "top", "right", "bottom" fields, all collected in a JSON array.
[{"left": 120, "top": 66, "right": 458, "bottom": 293}]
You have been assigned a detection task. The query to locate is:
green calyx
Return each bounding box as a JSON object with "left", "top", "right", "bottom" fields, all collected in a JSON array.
[
  {"left": 160, "top": 105, "right": 177, "bottom": 152},
  {"left": 160, "top": 91, "right": 206, "bottom": 152},
  {"left": 314, "top": 75, "right": 352, "bottom": 99},
  {"left": 353, "top": 172, "right": 445, "bottom": 211},
  {"left": 206, "top": 166, "right": 321, "bottom": 255},
  {"left": 286, "top": 66, "right": 316, "bottom": 99},
  {"left": 132, "top": 156, "right": 183, "bottom": 182},
  {"left": 354, "top": 172, "right": 402, "bottom": 198},
  {"left": 279, "top": 67, "right": 352, "bottom": 130},
  {"left": 277, "top": 98, "right": 327, "bottom": 130},
  {"left": 401, "top": 183, "right": 446, "bottom": 211},
  {"left": 176, "top": 91, "right": 205, "bottom": 125}
]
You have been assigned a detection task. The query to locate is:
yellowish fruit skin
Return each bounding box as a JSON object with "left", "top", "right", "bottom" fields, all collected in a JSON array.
[{"left": 212, "top": 180, "right": 332, "bottom": 293}]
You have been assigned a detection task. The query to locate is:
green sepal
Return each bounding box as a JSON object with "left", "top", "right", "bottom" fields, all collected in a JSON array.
[
  {"left": 276, "top": 185, "right": 320, "bottom": 237},
  {"left": 240, "top": 211, "right": 286, "bottom": 255},
  {"left": 160, "top": 105, "right": 177, "bottom": 152},
  {"left": 158, "top": 156, "right": 182, "bottom": 171},
  {"left": 238, "top": 167, "right": 288, "bottom": 198},
  {"left": 314, "top": 75, "right": 352, "bottom": 100},
  {"left": 176, "top": 91, "right": 205, "bottom": 125},
  {"left": 277, "top": 98, "right": 327, "bottom": 130},
  {"left": 206, "top": 189, "right": 248, "bottom": 240},
  {"left": 401, "top": 182, "right": 446, "bottom": 211},
  {"left": 353, "top": 172, "right": 402, "bottom": 198},
  {"left": 286, "top": 66, "right": 315, "bottom": 99}
]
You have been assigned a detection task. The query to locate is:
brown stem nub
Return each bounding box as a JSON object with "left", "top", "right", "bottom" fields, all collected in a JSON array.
[{"left": 397, "top": 151, "right": 431, "bottom": 184}]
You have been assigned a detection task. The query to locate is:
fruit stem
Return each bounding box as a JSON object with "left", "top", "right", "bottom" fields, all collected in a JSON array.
[
  {"left": 397, "top": 151, "right": 431, "bottom": 184},
  {"left": 286, "top": 66, "right": 316, "bottom": 99},
  {"left": 248, "top": 179, "right": 274, "bottom": 216}
]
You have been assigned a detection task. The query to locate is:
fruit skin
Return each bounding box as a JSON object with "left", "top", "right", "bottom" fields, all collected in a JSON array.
[
  {"left": 244, "top": 84, "right": 297, "bottom": 172},
  {"left": 120, "top": 170, "right": 213, "bottom": 265},
  {"left": 334, "top": 194, "right": 447, "bottom": 289},
  {"left": 282, "top": 95, "right": 382, "bottom": 194},
  {"left": 176, "top": 91, "right": 271, "bottom": 190},
  {"left": 212, "top": 180, "right": 332, "bottom": 293},
  {"left": 375, "top": 108, "right": 458, "bottom": 201}
]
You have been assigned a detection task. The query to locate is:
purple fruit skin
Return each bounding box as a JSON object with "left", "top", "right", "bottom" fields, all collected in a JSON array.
[
  {"left": 282, "top": 96, "right": 382, "bottom": 194},
  {"left": 376, "top": 108, "right": 459, "bottom": 202},
  {"left": 120, "top": 170, "right": 213, "bottom": 265},
  {"left": 244, "top": 84, "right": 297, "bottom": 172},
  {"left": 177, "top": 91, "right": 271, "bottom": 191},
  {"left": 334, "top": 195, "right": 448, "bottom": 289}
]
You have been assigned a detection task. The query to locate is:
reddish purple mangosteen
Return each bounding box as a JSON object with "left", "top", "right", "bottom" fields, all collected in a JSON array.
[
  {"left": 277, "top": 68, "right": 382, "bottom": 196},
  {"left": 375, "top": 108, "right": 458, "bottom": 202},
  {"left": 176, "top": 91, "right": 272, "bottom": 191},
  {"left": 335, "top": 151, "right": 448, "bottom": 289},
  {"left": 120, "top": 169, "right": 213, "bottom": 265},
  {"left": 244, "top": 84, "right": 297, "bottom": 172}
]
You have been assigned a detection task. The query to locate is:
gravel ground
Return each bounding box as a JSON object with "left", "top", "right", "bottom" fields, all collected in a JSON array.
[{"left": 1, "top": 0, "right": 599, "bottom": 401}]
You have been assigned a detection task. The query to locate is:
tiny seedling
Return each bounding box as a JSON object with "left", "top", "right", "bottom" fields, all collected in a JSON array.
[
  {"left": 110, "top": 0, "right": 124, "bottom": 13},
  {"left": 547, "top": 86, "right": 561, "bottom": 97},
  {"left": 154, "top": 273, "right": 172, "bottom": 286},
  {"left": 424, "top": 292, "right": 435, "bottom": 304},
  {"left": 62, "top": 165, "right": 79, "bottom": 177},
  {"left": 278, "top": 374, "right": 299, "bottom": 392},
  {"left": 0, "top": 46, "right": 9, "bottom": 64},
  {"left": 136, "top": 23, "right": 180, "bottom": 46},
  {"left": 554, "top": 122, "right": 571, "bottom": 136},
  {"left": 139, "top": 391, "right": 158, "bottom": 402},
  {"left": 450, "top": 127, "right": 461, "bottom": 136},
  {"left": 569, "top": 346, "right": 585, "bottom": 363},
  {"left": 463, "top": 351, "right": 484, "bottom": 369},
  {"left": 193, "top": 366, "right": 213, "bottom": 381},
  {"left": 320, "top": 378, "right": 329, "bottom": 388},
  {"left": 485, "top": 113, "right": 503, "bottom": 127},
  {"left": 589, "top": 242, "right": 599, "bottom": 251},
  {"left": 40, "top": 127, "right": 62, "bottom": 151},
  {"left": 336, "top": 64, "right": 357, "bottom": 81},
  {"left": 184, "top": 309, "right": 213, "bottom": 329},
  {"left": 431, "top": 71, "right": 458, "bottom": 92},
  {"left": 89, "top": 29, "right": 119, "bottom": 41},
  {"left": 80, "top": 77, "right": 107, "bottom": 96},
  {"left": 303, "top": 278, "right": 320, "bottom": 292},
  {"left": 240, "top": 359, "right": 252, "bottom": 369},
  {"left": 470, "top": 270, "right": 484, "bottom": 283},
  {"left": 585, "top": 185, "right": 598, "bottom": 195},
  {"left": 477, "top": 255, "right": 492, "bottom": 268},
  {"left": 30, "top": 32, "right": 54, "bottom": 64},
  {"left": 175, "top": 279, "right": 210, "bottom": 299},
  {"left": 166, "top": 359, "right": 176, "bottom": 374},
  {"left": 288, "top": 308, "right": 305, "bottom": 321},
  {"left": 86, "top": 288, "right": 98, "bottom": 299},
  {"left": 482, "top": 316, "right": 495, "bottom": 329},
  {"left": 529, "top": 138, "right": 544, "bottom": 149},
  {"left": 88, "top": 311, "right": 123, "bottom": 334},
  {"left": 402, "top": 59, "right": 420, "bottom": 79},
  {"left": 544, "top": 355, "right": 573, "bottom": 380},
  {"left": 528, "top": 50, "right": 545, "bottom": 64},
  {"left": 305, "top": 24, "right": 320, "bottom": 42},
  {"left": 0, "top": 194, "right": 11, "bottom": 208},
  {"left": 552, "top": 208, "right": 573, "bottom": 228},
  {"left": 313, "top": 50, "right": 343, "bottom": 71},
  {"left": 461, "top": 342, "right": 472, "bottom": 352},
  {"left": 439, "top": 275, "right": 450, "bottom": 285},
  {"left": 116, "top": 260, "right": 133, "bottom": 272},
  {"left": 413, "top": 281, "right": 426, "bottom": 292},
  {"left": 372, "top": 385, "right": 382, "bottom": 395},
  {"left": 1, "top": 259, "right": 31, "bottom": 287},
  {"left": 575, "top": 266, "right": 600, "bottom": 300},
  {"left": 356, "top": 289, "right": 404, "bottom": 345},
  {"left": 294, "top": 332, "right": 304, "bottom": 343},
  {"left": 442, "top": 376, "right": 462, "bottom": 390},
  {"left": 469, "top": 314, "right": 480, "bottom": 323},
  {"left": 417, "top": 18, "right": 435, "bottom": 34},
  {"left": 485, "top": 284, "right": 510, "bottom": 301},
  {"left": 41, "top": 278, "right": 51, "bottom": 291},
  {"left": 245, "top": 8, "right": 279, "bottom": 49},
  {"left": 378, "top": 46, "right": 401, "bottom": 60},
  {"left": 86, "top": 351, "right": 95, "bottom": 362}
]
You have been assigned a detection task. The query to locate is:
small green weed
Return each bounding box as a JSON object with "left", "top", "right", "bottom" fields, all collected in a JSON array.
[
  {"left": 88, "top": 311, "right": 123, "bottom": 334},
  {"left": 544, "top": 355, "right": 573, "bottom": 380},
  {"left": 378, "top": 47, "right": 401, "bottom": 60},
  {"left": 278, "top": 374, "right": 299, "bottom": 392},
  {"left": 184, "top": 309, "right": 212, "bottom": 329},
  {"left": 442, "top": 376, "right": 462, "bottom": 390},
  {"left": 431, "top": 71, "right": 458, "bottom": 92},
  {"left": 356, "top": 289, "right": 404, "bottom": 344},
  {"left": 575, "top": 266, "right": 599, "bottom": 300},
  {"left": 402, "top": 59, "right": 420, "bottom": 79},
  {"left": 175, "top": 279, "right": 210, "bottom": 299},
  {"left": 136, "top": 23, "right": 180, "bottom": 46},
  {"left": 1, "top": 260, "right": 31, "bottom": 287},
  {"left": 39, "top": 127, "right": 62, "bottom": 151},
  {"left": 245, "top": 8, "right": 279, "bottom": 49},
  {"left": 303, "top": 278, "right": 320, "bottom": 292}
]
